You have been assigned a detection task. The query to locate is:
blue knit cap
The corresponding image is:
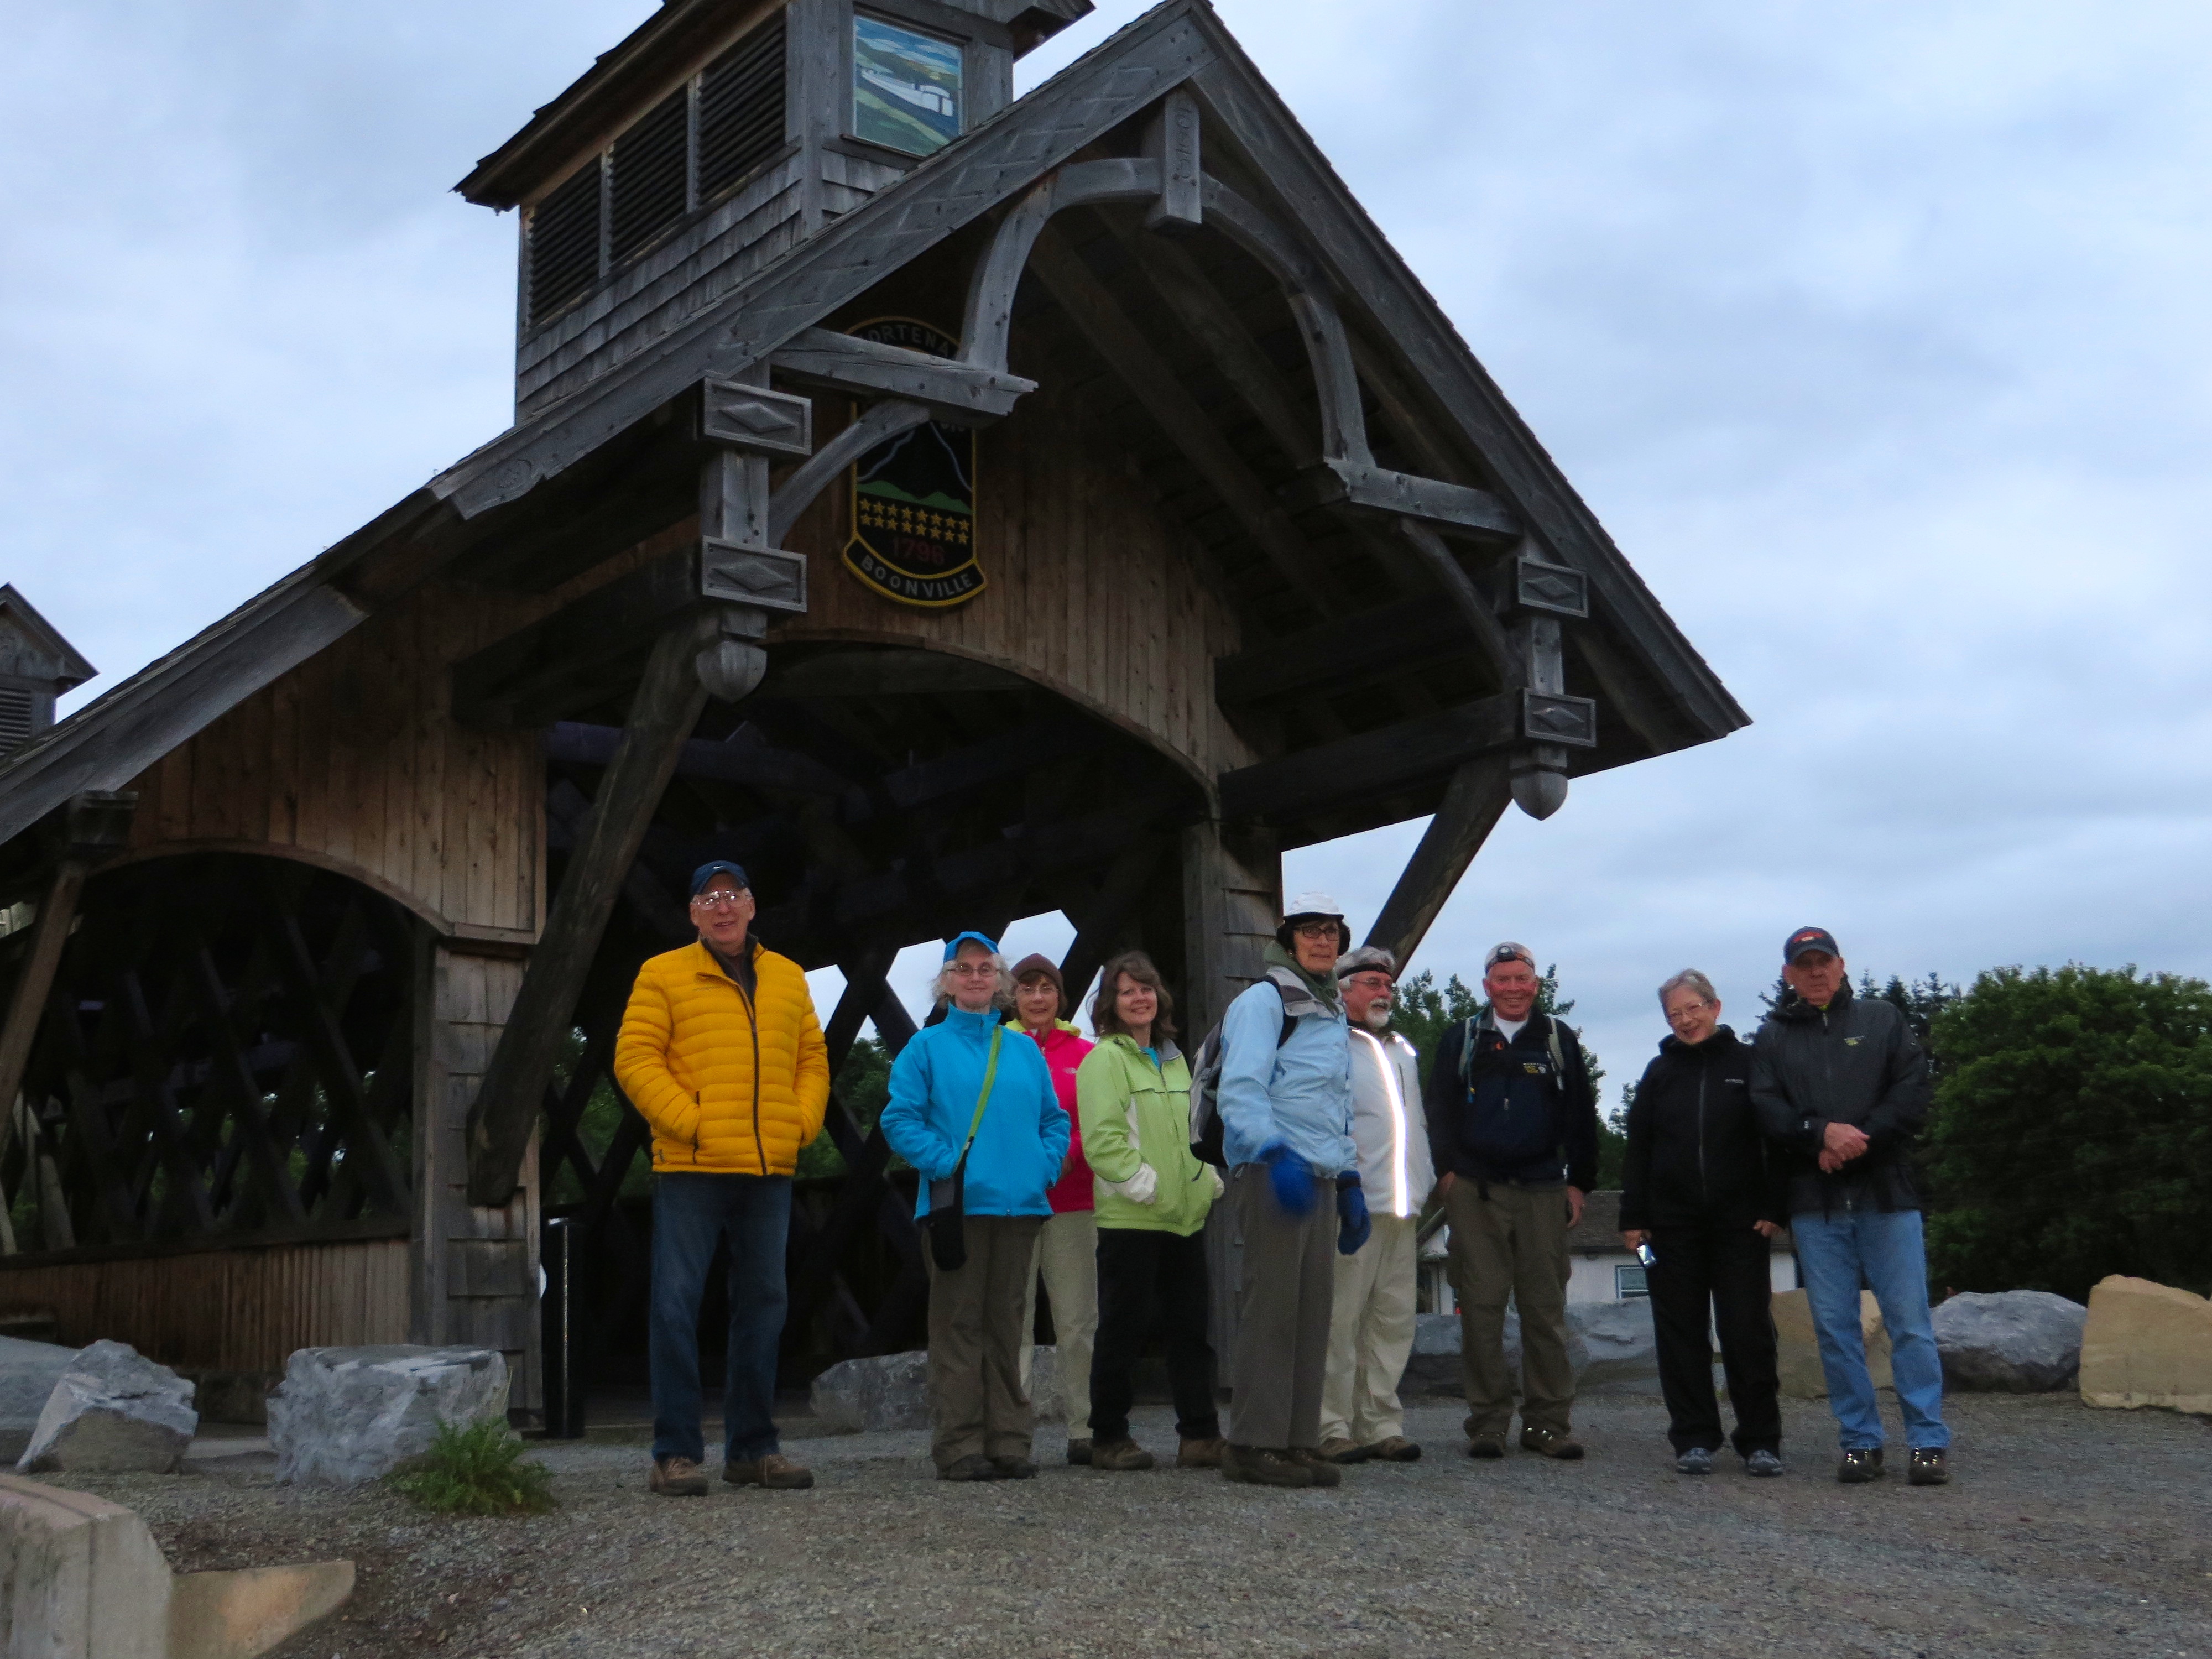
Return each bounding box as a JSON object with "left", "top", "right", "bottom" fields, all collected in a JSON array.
[
  {"left": 943, "top": 930, "right": 999, "bottom": 961},
  {"left": 690, "top": 860, "right": 750, "bottom": 898}
]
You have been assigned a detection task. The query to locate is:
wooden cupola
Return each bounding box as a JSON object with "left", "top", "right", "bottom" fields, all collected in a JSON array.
[
  {"left": 457, "top": 0, "right": 1093, "bottom": 416},
  {"left": 0, "top": 586, "right": 93, "bottom": 758}
]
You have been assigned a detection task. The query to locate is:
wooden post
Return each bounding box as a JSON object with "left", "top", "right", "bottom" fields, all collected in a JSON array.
[
  {"left": 1179, "top": 820, "right": 1280, "bottom": 1045},
  {"left": 0, "top": 860, "right": 87, "bottom": 1176},
  {"left": 465, "top": 616, "right": 714, "bottom": 1206},
  {"left": 1364, "top": 753, "right": 1514, "bottom": 972}
]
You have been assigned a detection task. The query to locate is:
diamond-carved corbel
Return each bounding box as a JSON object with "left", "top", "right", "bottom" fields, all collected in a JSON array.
[{"left": 701, "top": 378, "right": 814, "bottom": 457}]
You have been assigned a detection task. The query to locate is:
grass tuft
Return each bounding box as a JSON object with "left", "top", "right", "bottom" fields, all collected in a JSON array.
[{"left": 388, "top": 1415, "right": 557, "bottom": 1516}]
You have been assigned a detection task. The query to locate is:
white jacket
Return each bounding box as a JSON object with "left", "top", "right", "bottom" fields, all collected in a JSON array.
[{"left": 1347, "top": 1027, "right": 1436, "bottom": 1218}]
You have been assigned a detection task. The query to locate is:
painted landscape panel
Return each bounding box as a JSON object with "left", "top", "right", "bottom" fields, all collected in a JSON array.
[{"left": 853, "top": 15, "right": 963, "bottom": 156}]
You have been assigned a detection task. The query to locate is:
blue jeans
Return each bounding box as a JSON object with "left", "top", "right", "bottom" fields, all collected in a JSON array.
[
  {"left": 1791, "top": 1206, "right": 1950, "bottom": 1452},
  {"left": 650, "top": 1172, "right": 792, "bottom": 1464}
]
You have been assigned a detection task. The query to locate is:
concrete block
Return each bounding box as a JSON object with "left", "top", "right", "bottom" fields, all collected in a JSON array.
[
  {"left": 167, "top": 1561, "right": 356, "bottom": 1659},
  {"left": 17, "top": 1342, "right": 197, "bottom": 1475},
  {"left": 2079, "top": 1275, "right": 2212, "bottom": 1416},
  {"left": 267, "top": 1345, "right": 509, "bottom": 1487},
  {"left": 1774, "top": 1288, "right": 1891, "bottom": 1399},
  {"left": 1933, "top": 1290, "right": 2086, "bottom": 1392}
]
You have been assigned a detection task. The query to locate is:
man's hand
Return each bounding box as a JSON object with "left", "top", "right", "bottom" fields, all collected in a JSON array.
[
  {"left": 1822, "top": 1121, "right": 1870, "bottom": 1161},
  {"left": 1436, "top": 1171, "right": 1457, "bottom": 1199},
  {"left": 1620, "top": 1228, "right": 1648, "bottom": 1252},
  {"left": 1566, "top": 1186, "right": 1586, "bottom": 1229},
  {"left": 1752, "top": 1219, "right": 1781, "bottom": 1239},
  {"left": 1818, "top": 1150, "right": 1844, "bottom": 1173}
]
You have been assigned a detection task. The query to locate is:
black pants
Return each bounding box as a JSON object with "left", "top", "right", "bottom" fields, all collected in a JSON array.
[
  {"left": 1647, "top": 1222, "right": 1782, "bottom": 1455},
  {"left": 1088, "top": 1227, "right": 1220, "bottom": 1444}
]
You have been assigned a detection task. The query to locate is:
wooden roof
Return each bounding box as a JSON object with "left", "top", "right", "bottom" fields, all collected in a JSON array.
[{"left": 0, "top": 0, "right": 1746, "bottom": 852}]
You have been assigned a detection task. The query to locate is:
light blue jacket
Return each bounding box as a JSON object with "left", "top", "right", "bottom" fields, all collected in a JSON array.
[
  {"left": 1217, "top": 973, "right": 1357, "bottom": 1177},
  {"left": 881, "top": 1005, "right": 1070, "bottom": 1219}
]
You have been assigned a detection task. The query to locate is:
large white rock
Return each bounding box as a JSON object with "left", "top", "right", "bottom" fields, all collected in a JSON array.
[
  {"left": 810, "top": 1347, "right": 1064, "bottom": 1432},
  {"left": 1572, "top": 1299, "right": 1661, "bottom": 1390},
  {"left": 1774, "top": 1288, "right": 1891, "bottom": 1399},
  {"left": 1933, "top": 1290, "right": 2087, "bottom": 1392},
  {"left": 0, "top": 1335, "right": 81, "bottom": 1463},
  {"left": 16, "top": 1341, "right": 197, "bottom": 1476},
  {"left": 266, "top": 1346, "right": 508, "bottom": 1488},
  {"left": 2079, "top": 1275, "right": 2212, "bottom": 1416}
]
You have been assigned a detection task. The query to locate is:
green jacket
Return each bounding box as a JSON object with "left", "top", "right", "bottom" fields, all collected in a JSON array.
[{"left": 1076, "top": 1035, "right": 1222, "bottom": 1235}]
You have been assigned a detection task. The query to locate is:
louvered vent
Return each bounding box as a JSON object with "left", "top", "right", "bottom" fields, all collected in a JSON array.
[
  {"left": 0, "top": 687, "right": 35, "bottom": 754},
  {"left": 528, "top": 161, "right": 604, "bottom": 327},
  {"left": 610, "top": 89, "right": 691, "bottom": 264},
  {"left": 698, "top": 15, "right": 787, "bottom": 200}
]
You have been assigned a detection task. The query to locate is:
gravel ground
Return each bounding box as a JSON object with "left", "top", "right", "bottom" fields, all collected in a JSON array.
[{"left": 46, "top": 1391, "right": 2212, "bottom": 1659}]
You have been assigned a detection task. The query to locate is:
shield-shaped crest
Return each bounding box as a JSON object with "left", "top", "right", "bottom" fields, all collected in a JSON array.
[{"left": 841, "top": 319, "right": 983, "bottom": 608}]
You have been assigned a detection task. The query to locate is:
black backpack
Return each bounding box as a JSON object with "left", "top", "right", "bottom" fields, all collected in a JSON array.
[{"left": 1187, "top": 967, "right": 1330, "bottom": 1167}]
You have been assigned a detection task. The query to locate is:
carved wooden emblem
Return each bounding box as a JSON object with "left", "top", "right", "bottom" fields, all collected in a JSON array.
[{"left": 842, "top": 319, "right": 984, "bottom": 609}]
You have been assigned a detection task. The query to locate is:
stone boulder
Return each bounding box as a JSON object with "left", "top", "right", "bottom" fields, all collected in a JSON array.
[
  {"left": 1573, "top": 1299, "right": 1661, "bottom": 1391},
  {"left": 266, "top": 1346, "right": 508, "bottom": 1487},
  {"left": 2078, "top": 1275, "right": 2212, "bottom": 1416},
  {"left": 15, "top": 1342, "right": 196, "bottom": 1475},
  {"left": 1933, "top": 1290, "right": 2087, "bottom": 1392},
  {"left": 0, "top": 1335, "right": 81, "bottom": 1463},
  {"left": 811, "top": 1350, "right": 930, "bottom": 1433},
  {"left": 1401, "top": 1307, "right": 1598, "bottom": 1396},
  {"left": 1773, "top": 1289, "right": 1891, "bottom": 1400}
]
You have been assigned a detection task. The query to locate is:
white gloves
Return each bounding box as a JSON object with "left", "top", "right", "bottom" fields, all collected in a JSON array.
[
  {"left": 1206, "top": 1165, "right": 1225, "bottom": 1201},
  {"left": 1110, "top": 1163, "right": 1161, "bottom": 1204}
]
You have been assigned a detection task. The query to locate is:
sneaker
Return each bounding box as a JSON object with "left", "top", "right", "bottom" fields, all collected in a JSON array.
[
  {"left": 1221, "top": 1443, "right": 1313, "bottom": 1488},
  {"left": 1291, "top": 1448, "right": 1342, "bottom": 1488},
  {"left": 1907, "top": 1448, "right": 1950, "bottom": 1486},
  {"left": 649, "top": 1455, "right": 708, "bottom": 1497},
  {"left": 1089, "top": 1438, "right": 1156, "bottom": 1472},
  {"left": 1743, "top": 1449, "right": 1785, "bottom": 1478},
  {"left": 940, "top": 1454, "right": 999, "bottom": 1482},
  {"left": 1465, "top": 1436, "right": 1507, "bottom": 1460},
  {"left": 1066, "top": 1438, "right": 1093, "bottom": 1467},
  {"left": 723, "top": 1452, "right": 813, "bottom": 1490},
  {"left": 1837, "top": 1447, "right": 1885, "bottom": 1484},
  {"left": 1176, "top": 1436, "right": 1227, "bottom": 1469},
  {"left": 990, "top": 1455, "right": 1038, "bottom": 1480},
  {"left": 1520, "top": 1427, "right": 1586, "bottom": 1461},
  {"left": 1363, "top": 1436, "right": 1421, "bottom": 1463},
  {"left": 1317, "top": 1437, "right": 1369, "bottom": 1465},
  {"left": 1674, "top": 1447, "right": 1714, "bottom": 1475}
]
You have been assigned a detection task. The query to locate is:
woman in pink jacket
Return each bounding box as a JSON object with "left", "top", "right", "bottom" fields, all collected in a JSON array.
[{"left": 1010, "top": 953, "right": 1098, "bottom": 1463}]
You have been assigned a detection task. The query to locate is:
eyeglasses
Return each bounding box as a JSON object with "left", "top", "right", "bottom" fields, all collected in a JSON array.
[
  {"left": 1664, "top": 1000, "right": 1714, "bottom": 1024},
  {"left": 1345, "top": 974, "right": 1394, "bottom": 991},
  {"left": 692, "top": 890, "right": 751, "bottom": 910},
  {"left": 947, "top": 963, "right": 999, "bottom": 979},
  {"left": 1291, "top": 922, "right": 1340, "bottom": 941}
]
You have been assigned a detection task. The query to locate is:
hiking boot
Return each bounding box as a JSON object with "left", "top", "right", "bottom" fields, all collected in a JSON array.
[
  {"left": 940, "top": 1454, "right": 999, "bottom": 1482},
  {"left": 991, "top": 1455, "right": 1038, "bottom": 1480},
  {"left": 1317, "top": 1437, "right": 1369, "bottom": 1465},
  {"left": 1066, "top": 1438, "right": 1093, "bottom": 1467},
  {"left": 1291, "top": 1448, "right": 1342, "bottom": 1487},
  {"left": 649, "top": 1455, "right": 708, "bottom": 1496},
  {"left": 1907, "top": 1448, "right": 1950, "bottom": 1486},
  {"left": 1744, "top": 1449, "right": 1785, "bottom": 1478},
  {"left": 1520, "top": 1427, "right": 1585, "bottom": 1461},
  {"left": 1363, "top": 1436, "right": 1421, "bottom": 1463},
  {"left": 1221, "top": 1443, "right": 1313, "bottom": 1488},
  {"left": 1089, "top": 1438, "right": 1155, "bottom": 1472},
  {"left": 1465, "top": 1435, "right": 1507, "bottom": 1460},
  {"left": 724, "top": 1452, "right": 813, "bottom": 1490},
  {"left": 1674, "top": 1447, "right": 1714, "bottom": 1475},
  {"left": 1176, "top": 1436, "right": 1227, "bottom": 1469},
  {"left": 1837, "top": 1447, "right": 1885, "bottom": 1484}
]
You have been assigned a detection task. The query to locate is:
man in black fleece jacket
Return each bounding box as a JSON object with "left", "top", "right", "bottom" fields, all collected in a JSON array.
[{"left": 1620, "top": 969, "right": 1787, "bottom": 1476}]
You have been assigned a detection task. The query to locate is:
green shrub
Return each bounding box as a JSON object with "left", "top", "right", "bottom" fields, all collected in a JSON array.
[{"left": 388, "top": 1416, "right": 556, "bottom": 1516}]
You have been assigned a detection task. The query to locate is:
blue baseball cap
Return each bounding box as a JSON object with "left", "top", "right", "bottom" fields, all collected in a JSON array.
[
  {"left": 943, "top": 930, "right": 1000, "bottom": 961},
  {"left": 690, "top": 861, "right": 751, "bottom": 898}
]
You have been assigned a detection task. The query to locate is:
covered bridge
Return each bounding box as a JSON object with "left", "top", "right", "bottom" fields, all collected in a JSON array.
[{"left": 0, "top": 0, "right": 1744, "bottom": 1420}]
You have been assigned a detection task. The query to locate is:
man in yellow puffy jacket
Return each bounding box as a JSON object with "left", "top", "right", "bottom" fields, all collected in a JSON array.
[{"left": 614, "top": 860, "right": 830, "bottom": 1496}]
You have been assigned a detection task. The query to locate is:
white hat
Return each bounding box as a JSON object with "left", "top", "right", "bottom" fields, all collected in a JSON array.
[{"left": 1282, "top": 891, "right": 1345, "bottom": 922}]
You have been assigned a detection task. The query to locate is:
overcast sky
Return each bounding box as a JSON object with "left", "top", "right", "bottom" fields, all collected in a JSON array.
[{"left": 4, "top": 1, "right": 2208, "bottom": 1102}]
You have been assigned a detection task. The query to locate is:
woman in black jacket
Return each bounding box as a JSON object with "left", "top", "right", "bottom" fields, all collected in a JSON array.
[{"left": 1619, "top": 970, "right": 1787, "bottom": 1475}]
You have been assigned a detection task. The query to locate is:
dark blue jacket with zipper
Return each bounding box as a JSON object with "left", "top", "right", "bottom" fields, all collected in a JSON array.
[
  {"left": 1750, "top": 983, "right": 1931, "bottom": 1216},
  {"left": 1619, "top": 1027, "right": 1787, "bottom": 1233}
]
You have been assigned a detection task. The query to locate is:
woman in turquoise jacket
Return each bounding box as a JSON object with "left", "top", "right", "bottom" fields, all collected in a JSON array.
[
  {"left": 882, "top": 932, "right": 1070, "bottom": 1482},
  {"left": 1076, "top": 950, "right": 1225, "bottom": 1473}
]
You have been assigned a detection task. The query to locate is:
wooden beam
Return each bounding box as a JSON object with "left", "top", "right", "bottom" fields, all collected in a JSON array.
[
  {"left": 1144, "top": 88, "right": 1204, "bottom": 234},
  {"left": 1291, "top": 460, "right": 1519, "bottom": 539},
  {"left": 770, "top": 329, "right": 1037, "bottom": 424},
  {"left": 1026, "top": 229, "right": 1339, "bottom": 618},
  {"left": 0, "top": 861, "right": 85, "bottom": 1175},
  {"left": 768, "top": 401, "right": 931, "bottom": 545},
  {"left": 1213, "top": 597, "right": 1464, "bottom": 709},
  {"left": 1217, "top": 693, "right": 1521, "bottom": 824},
  {"left": 1057, "top": 841, "right": 1167, "bottom": 1018},
  {"left": 546, "top": 722, "right": 853, "bottom": 798},
  {"left": 1397, "top": 520, "right": 1519, "bottom": 683},
  {"left": 466, "top": 615, "right": 716, "bottom": 1205},
  {"left": 1364, "top": 754, "right": 1514, "bottom": 972}
]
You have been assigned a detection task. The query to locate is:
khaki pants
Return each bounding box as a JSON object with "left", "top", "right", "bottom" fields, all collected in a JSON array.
[
  {"left": 924, "top": 1214, "right": 1044, "bottom": 1469},
  {"left": 1019, "top": 1209, "right": 1098, "bottom": 1434},
  {"left": 1225, "top": 1164, "right": 1335, "bottom": 1451},
  {"left": 1319, "top": 1211, "right": 1420, "bottom": 1447},
  {"left": 1444, "top": 1178, "right": 1575, "bottom": 1439}
]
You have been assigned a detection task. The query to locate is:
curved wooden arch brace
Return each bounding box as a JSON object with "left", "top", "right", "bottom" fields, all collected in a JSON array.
[
  {"left": 767, "top": 399, "right": 932, "bottom": 545},
  {"left": 960, "top": 159, "right": 1166, "bottom": 374}
]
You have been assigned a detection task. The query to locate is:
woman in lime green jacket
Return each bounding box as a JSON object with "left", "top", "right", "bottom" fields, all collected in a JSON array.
[{"left": 1076, "top": 950, "right": 1226, "bottom": 1472}]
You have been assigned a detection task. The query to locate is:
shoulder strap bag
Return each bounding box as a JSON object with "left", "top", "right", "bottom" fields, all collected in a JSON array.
[{"left": 925, "top": 1024, "right": 1005, "bottom": 1273}]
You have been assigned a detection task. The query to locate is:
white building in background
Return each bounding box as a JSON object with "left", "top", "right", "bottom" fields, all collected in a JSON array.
[{"left": 1419, "top": 1190, "right": 1801, "bottom": 1314}]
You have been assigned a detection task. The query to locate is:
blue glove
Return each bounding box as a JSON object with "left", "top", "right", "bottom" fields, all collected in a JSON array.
[
  {"left": 1258, "top": 1141, "right": 1315, "bottom": 1215},
  {"left": 1335, "top": 1174, "right": 1371, "bottom": 1256}
]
